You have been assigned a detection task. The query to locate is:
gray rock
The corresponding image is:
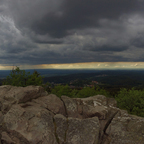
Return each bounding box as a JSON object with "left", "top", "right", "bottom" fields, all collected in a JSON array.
[
  {"left": 0, "top": 85, "right": 48, "bottom": 114},
  {"left": 54, "top": 114, "right": 68, "bottom": 144},
  {"left": 2, "top": 85, "right": 48, "bottom": 103},
  {"left": 54, "top": 114, "right": 100, "bottom": 144},
  {"left": 61, "top": 96, "right": 80, "bottom": 118},
  {"left": 33, "top": 94, "right": 66, "bottom": 116},
  {"left": 3, "top": 104, "right": 57, "bottom": 144},
  {"left": 104, "top": 110, "right": 144, "bottom": 144},
  {"left": 0, "top": 85, "right": 144, "bottom": 144},
  {"left": 0, "top": 111, "right": 3, "bottom": 125},
  {"left": 66, "top": 116, "right": 99, "bottom": 144},
  {"left": 1, "top": 131, "right": 16, "bottom": 144}
]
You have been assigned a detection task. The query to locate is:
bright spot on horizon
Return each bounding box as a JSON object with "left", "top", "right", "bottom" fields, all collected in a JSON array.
[{"left": 1, "top": 62, "right": 144, "bottom": 70}]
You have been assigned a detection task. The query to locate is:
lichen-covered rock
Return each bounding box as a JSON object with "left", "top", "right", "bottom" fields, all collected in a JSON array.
[
  {"left": 33, "top": 94, "right": 66, "bottom": 116},
  {"left": 61, "top": 96, "right": 80, "bottom": 118},
  {"left": 1, "top": 131, "right": 16, "bottom": 144},
  {"left": 0, "top": 85, "right": 144, "bottom": 144},
  {"left": 0, "top": 85, "right": 48, "bottom": 114},
  {"left": 54, "top": 114, "right": 100, "bottom": 144},
  {"left": 0, "top": 85, "right": 48, "bottom": 103},
  {"left": 66, "top": 116, "right": 99, "bottom": 144},
  {"left": 0, "top": 85, "right": 48, "bottom": 113},
  {"left": 0, "top": 112, "right": 3, "bottom": 124},
  {"left": 0, "top": 85, "right": 12, "bottom": 99},
  {"left": 104, "top": 110, "right": 144, "bottom": 144},
  {"left": 54, "top": 114, "right": 68, "bottom": 144},
  {"left": 3, "top": 104, "right": 57, "bottom": 144},
  {"left": 76, "top": 95, "right": 118, "bottom": 120}
]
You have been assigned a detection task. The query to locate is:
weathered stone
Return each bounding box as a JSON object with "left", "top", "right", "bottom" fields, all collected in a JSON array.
[
  {"left": 0, "top": 85, "right": 48, "bottom": 114},
  {"left": 78, "top": 96, "right": 109, "bottom": 119},
  {"left": 1, "top": 100, "right": 15, "bottom": 114},
  {"left": 33, "top": 94, "right": 66, "bottom": 116},
  {"left": 54, "top": 114, "right": 68, "bottom": 144},
  {"left": 75, "top": 95, "right": 119, "bottom": 143},
  {"left": 3, "top": 104, "right": 57, "bottom": 144},
  {"left": 104, "top": 110, "right": 144, "bottom": 144},
  {"left": 79, "top": 95, "right": 117, "bottom": 107},
  {"left": 0, "top": 111, "right": 3, "bottom": 125},
  {"left": 61, "top": 95, "right": 81, "bottom": 118},
  {"left": 1, "top": 131, "right": 15, "bottom": 144},
  {"left": 66, "top": 116, "right": 99, "bottom": 144},
  {"left": 2, "top": 85, "right": 48, "bottom": 103},
  {"left": 70, "top": 95, "right": 118, "bottom": 120},
  {"left": 0, "top": 85, "right": 12, "bottom": 99},
  {"left": 0, "top": 85, "right": 144, "bottom": 144},
  {"left": 1, "top": 130, "right": 30, "bottom": 144}
]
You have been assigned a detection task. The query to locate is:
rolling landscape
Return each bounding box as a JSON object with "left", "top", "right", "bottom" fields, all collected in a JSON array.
[{"left": 1, "top": 69, "right": 144, "bottom": 96}]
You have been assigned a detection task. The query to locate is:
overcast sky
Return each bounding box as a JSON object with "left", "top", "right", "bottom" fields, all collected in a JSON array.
[{"left": 0, "top": 0, "right": 144, "bottom": 70}]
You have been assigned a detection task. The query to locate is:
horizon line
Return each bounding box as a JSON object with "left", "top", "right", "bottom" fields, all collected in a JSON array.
[{"left": 0, "top": 62, "right": 144, "bottom": 70}]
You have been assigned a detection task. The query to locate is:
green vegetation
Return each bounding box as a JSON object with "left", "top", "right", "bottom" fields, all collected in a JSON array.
[
  {"left": 2, "top": 67, "right": 144, "bottom": 117},
  {"left": 51, "top": 85, "right": 73, "bottom": 97},
  {"left": 2, "top": 66, "right": 50, "bottom": 91},
  {"left": 116, "top": 88, "right": 144, "bottom": 117},
  {"left": 2, "top": 66, "right": 43, "bottom": 86},
  {"left": 51, "top": 85, "right": 110, "bottom": 98},
  {"left": 51, "top": 85, "right": 144, "bottom": 117}
]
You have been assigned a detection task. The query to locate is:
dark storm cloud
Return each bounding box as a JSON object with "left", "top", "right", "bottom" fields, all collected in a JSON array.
[
  {"left": 1, "top": 40, "right": 37, "bottom": 53},
  {"left": 34, "top": 40, "right": 63, "bottom": 44},
  {"left": 1, "top": 0, "right": 144, "bottom": 66},
  {"left": 31, "top": 0, "right": 143, "bottom": 38},
  {"left": 9, "top": 50, "right": 128, "bottom": 65},
  {"left": 131, "top": 33, "right": 144, "bottom": 48},
  {"left": 32, "top": 36, "right": 63, "bottom": 44},
  {"left": 83, "top": 44, "right": 128, "bottom": 52},
  {"left": 6, "top": 0, "right": 144, "bottom": 38},
  {"left": 0, "top": 0, "right": 7, "bottom": 14},
  {"left": 0, "top": 0, "right": 4, "bottom": 5}
]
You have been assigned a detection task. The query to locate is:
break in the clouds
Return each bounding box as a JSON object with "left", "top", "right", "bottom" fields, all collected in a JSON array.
[{"left": 1, "top": 0, "right": 144, "bottom": 69}]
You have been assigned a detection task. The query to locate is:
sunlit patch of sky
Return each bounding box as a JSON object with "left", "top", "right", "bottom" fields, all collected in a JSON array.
[{"left": 1, "top": 62, "right": 144, "bottom": 70}]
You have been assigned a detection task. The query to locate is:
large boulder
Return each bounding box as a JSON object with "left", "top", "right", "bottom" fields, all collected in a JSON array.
[
  {"left": 103, "top": 110, "right": 144, "bottom": 144},
  {"left": 3, "top": 104, "right": 57, "bottom": 144},
  {"left": 54, "top": 114, "right": 99, "bottom": 144},
  {"left": 0, "top": 85, "right": 144, "bottom": 144},
  {"left": 32, "top": 94, "right": 66, "bottom": 116},
  {"left": 0, "top": 85, "right": 48, "bottom": 114}
]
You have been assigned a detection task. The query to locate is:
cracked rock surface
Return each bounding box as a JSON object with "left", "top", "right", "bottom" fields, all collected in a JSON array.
[{"left": 0, "top": 85, "right": 144, "bottom": 144}]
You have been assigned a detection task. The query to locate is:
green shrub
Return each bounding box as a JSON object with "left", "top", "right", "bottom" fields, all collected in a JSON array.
[
  {"left": 75, "top": 87, "right": 96, "bottom": 98},
  {"left": 2, "top": 66, "right": 50, "bottom": 91},
  {"left": 76, "top": 86, "right": 110, "bottom": 98},
  {"left": 51, "top": 85, "right": 110, "bottom": 98},
  {"left": 51, "top": 84, "right": 76, "bottom": 97},
  {"left": 116, "top": 87, "right": 144, "bottom": 117}
]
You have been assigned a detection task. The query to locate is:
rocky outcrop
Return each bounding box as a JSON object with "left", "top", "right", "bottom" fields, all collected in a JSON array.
[{"left": 0, "top": 85, "right": 144, "bottom": 144}]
